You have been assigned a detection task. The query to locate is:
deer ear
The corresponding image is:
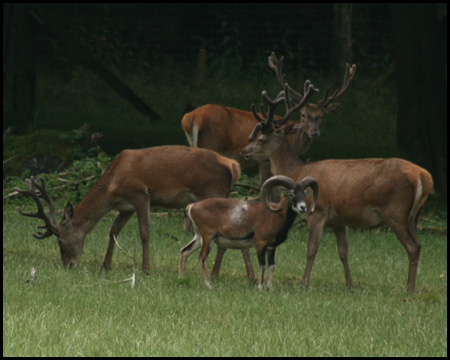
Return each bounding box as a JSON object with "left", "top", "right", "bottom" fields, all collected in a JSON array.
[
  {"left": 275, "top": 123, "right": 294, "bottom": 137},
  {"left": 62, "top": 202, "right": 74, "bottom": 223}
]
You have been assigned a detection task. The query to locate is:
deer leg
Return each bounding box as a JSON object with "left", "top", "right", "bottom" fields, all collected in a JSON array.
[
  {"left": 301, "top": 216, "right": 326, "bottom": 287},
  {"left": 132, "top": 196, "right": 151, "bottom": 273},
  {"left": 103, "top": 211, "right": 134, "bottom": 269},
  {"left": 405, "top": 235, "right": 421, "bottom": 293},
  {"left": 384, "top": 217, "right": 421, "bottom": 293},
  {"left": 332, "top": 225, "right": 353, "bottom": 288}
]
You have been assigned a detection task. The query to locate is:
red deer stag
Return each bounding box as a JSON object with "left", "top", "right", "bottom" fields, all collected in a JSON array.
[
  {"left": 181, "top": 52, "right": 356, "bottom": 177},
  {"left": 15, "top": 145, "right": 256, "bottom": 276},
  {"left": 181, "top": 53, "right": 351, "bottom": 280},
  {"left": 241, "top": 85, "right": 433, "bottom": 292}
]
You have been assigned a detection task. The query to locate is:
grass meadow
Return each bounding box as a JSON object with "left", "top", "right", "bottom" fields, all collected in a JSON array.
[
  {"left": 3, "top": 41, "right": 446, "bottom": 357},
  {"left": 3, "top": 204, "right": 447, "bottom": 357}
]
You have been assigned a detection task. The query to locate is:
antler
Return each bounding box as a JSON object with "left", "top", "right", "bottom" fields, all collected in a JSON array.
[
  {"left": 248, "top": 80, "right": 319, "bottom": 142},
  {"left": 268, "top": 52, "right": 303, "bottom": 103},
  {"left": 274, "top": 80, "right": 319, "bottom": 127},
  {"left": 15, "top": 177, "right": 59, "bottom": 239},
  {"left": 318, "top": 63, "right": 357, "bottom": 109}
]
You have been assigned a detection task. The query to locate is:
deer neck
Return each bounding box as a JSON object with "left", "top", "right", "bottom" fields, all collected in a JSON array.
[
  {"left": 70, "top": 179, "right": 113, "bottom": 235},
  {"left": 269, "top": 140, "right": 304, "bottom": 179},
  {"left": 288, "top": 129, "right": 313, "bottom": 156}
]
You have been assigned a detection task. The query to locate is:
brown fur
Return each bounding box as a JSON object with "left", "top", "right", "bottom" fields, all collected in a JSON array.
[
  {"left": 241, "top": 125, "right": 433, "bottom": 292},
  {"left": 20, "top": 146, "right": 242, "bottom": 272},
  {"left": 181, "top": 104, "right": 322, "bottom": 169},
  {"left": 179, "top": 184, "right": 311, "bottom": 290}
]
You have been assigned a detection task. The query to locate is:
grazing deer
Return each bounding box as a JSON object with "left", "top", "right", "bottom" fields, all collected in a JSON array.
[
  {"left": 241, "top": 84, "right": 433, "bottom": 292},
  {"left": 180, "top": 175, "right": 318, "bottom": 290},
  {"left": 15, "top": 145, "right": 256, "bottom": 276}
]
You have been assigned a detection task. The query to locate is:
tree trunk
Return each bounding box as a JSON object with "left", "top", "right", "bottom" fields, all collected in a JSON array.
[
  {"left": 332, "top": 3, "right": 353, "bottom": 74},
  {"left": 11, "top": 4, "right": 37, "bottom": 132},
  {"left": 391, "top": 4, "right": 447, "bottom": 202}
]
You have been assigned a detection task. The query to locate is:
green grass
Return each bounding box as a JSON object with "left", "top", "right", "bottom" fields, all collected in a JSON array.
[{"left": 3, "top": 205, "right": 447, "bottom": 356}]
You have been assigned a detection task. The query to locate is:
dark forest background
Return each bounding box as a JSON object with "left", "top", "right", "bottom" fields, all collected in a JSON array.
[{"left": 3, "top": 4, "right": 447, "bottom": 201}]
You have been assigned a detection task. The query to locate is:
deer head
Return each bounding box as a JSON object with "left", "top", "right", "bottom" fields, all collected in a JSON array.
[
  {"left": 268, "top": 52, "right": 356, "bottom": 139},
  {"left": 247, "top": 80, "right": 319, "bottom": 143},
  {"left": 15, "top": 177, "right": 82, "bottom": 268}
]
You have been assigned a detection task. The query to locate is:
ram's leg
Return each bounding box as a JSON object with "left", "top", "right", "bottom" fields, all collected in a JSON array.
[
  {"left": 266, "top": 248, "right": 276, "bottom": 291},
  {"left": 179, "top": 233, "right": 202, "bottom": 278}
]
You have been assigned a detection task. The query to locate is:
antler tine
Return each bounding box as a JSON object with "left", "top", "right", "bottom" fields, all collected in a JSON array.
[
  {"left": 262, "top": 90, "right": 285, "bottom": 127},
  {"left": 320, "top": 63, "right": 357, "bottom": 109},
  {"left": 248, "top": 123, "right": 263, "bottom": 142},
  {"left": 268, "top": 52, "right": 286, "bottom": 88},
  {"left": 248, "top": 89, "right": 286, "bottom": 141},
  {"left": 268, "top": 52, "right": 302, "bottom": 103},
  {"left": 259, "top": 103, "right": 267, "bottom": 119},
  {"left": 259, "top": 89, "right": 283, "bottom": 119},
  {"left": 15, "top": 177, "right": 58, "bottom": 239},
  {"left": 273, "top": 80, "right": 319, "bottom": 127},
  {"left": 251, "top": 103, "right": 266, "bottom": 124},
  {"left": 34, "top": 177, "right": 56, "bottom": 225}
]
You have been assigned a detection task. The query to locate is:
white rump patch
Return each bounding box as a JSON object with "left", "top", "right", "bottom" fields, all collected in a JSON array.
[
  {"left": 410, "top": 176, "right": 423, "bottom": 223},
  {"left": 185, "top": 122, "right": 199, "bottom": 148}
]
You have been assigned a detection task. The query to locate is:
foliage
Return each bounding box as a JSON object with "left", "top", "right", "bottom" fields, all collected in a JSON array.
[
  {"left": 4, "top": 152, "right": 113, "bottom": 206},
  {"left": 3, "top": 126, "right": 105, "bottom": 178}
]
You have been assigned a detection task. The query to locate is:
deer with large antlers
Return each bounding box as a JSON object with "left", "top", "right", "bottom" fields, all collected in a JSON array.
[
  {"left": 241, "top": 84, "right": 433, "bottom": 292},
  {"left": 15, "top": 145, "right": 256, "bottom": 275},
  {"left": 181, "top": 52, "right": 356, "bottom": 178},
  {"left": 182, "top": 53, "right": 354, "bottom": 280},
  {"left": 267, "top": 52, "right": 356, "bottom": 136}
]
